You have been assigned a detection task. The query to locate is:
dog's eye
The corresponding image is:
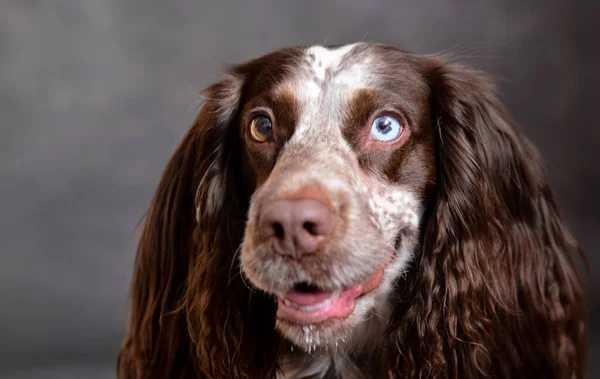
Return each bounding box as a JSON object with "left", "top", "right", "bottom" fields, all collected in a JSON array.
[
  {"left": 250, "top": 115, "right": 273, "bottom": 143},
  {"left": 370, "top": 116, "right": 402, "bottom": 142}
]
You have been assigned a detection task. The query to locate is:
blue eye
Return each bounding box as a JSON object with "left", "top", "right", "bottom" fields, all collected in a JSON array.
[{"left": 369, "top": 116, "right": 402, "bottom": 142}]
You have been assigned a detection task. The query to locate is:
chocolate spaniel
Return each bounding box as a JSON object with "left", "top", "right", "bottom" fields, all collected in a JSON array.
[{"left": 118, "top": 43, "right": 587, "bottom": 378}]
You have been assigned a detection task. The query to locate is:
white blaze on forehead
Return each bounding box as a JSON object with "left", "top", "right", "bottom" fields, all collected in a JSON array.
[
  {"left": 276, "top": 43, "right": 367, "bottom": 100},
  {"left": 278, "top": 43, "right": 373, "bottom": 145},
  {"left": 305, "top": 44, "right": 360, "bottom": 81},
  {"left": 303, "top": 43, "right": 373, "bottom": 94}
]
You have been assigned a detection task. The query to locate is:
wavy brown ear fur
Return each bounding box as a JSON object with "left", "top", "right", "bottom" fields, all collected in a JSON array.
[
  {"left": 391, "top": 58, "right": 587, "bottom": 378},
  {"left": 117, "top": 72, "right": 280, "bottom": 378}
]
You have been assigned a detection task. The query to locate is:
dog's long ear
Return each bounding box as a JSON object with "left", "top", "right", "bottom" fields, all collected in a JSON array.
[
  {"left": 395, "top": 58, "right": 587, "bottom": 378},
  {"left": 117, "top": 72, "right": 279, "bottom": 378}
]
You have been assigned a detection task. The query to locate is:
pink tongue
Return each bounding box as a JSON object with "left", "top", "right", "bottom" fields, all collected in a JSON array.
[
  {"left": 277, "top": 249, "right": 394, "bottom": 325},
  {"left": 284, "top": 290, "right": 333, "bottom": 306},
  {"left": 277, "top": 285, "right": 363, "bottom": 325}
]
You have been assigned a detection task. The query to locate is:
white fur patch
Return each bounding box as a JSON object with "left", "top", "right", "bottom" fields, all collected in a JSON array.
[
  {"left": 368, "top": 185, "right": 421, "bottom": 245},
  {"left": 306, "top": 44, "right": 359, "bottom": 81},
  {"left": 283, "top": 43, "right": 372, "bottom": 145}
]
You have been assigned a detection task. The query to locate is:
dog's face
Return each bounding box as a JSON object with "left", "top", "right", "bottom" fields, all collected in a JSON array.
[
  {"left": 237, "top": 44, "right": 436, "bottom": 350},
  {"left": 120, "top": 41, "right": 586, "bottom": 378}
]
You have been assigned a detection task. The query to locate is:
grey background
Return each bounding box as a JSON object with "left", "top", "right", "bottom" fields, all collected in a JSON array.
[{"left": 1, "top": 1, "right": 598, "bottom": 378}]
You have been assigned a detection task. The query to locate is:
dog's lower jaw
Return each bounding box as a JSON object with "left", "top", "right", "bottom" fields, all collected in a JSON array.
[
  {"left": 276, "top": 291, "right": 394, "bottom": 379},
  {"left": 275, "top": 246, "right": 411, "bottom": 353},
  {"left": 275, "top": 246, "right": 415, "bottom": 378},
  {"left": 276, "top": 283, "right": 394, "bottom": 351}
]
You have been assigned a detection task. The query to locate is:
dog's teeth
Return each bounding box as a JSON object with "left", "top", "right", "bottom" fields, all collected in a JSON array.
[{"left": 296, "top": 297, "right": 333, "bottom": 312}]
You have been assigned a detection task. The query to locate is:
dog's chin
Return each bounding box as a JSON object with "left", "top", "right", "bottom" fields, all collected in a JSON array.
[
  {"left": 242, "top": 247, "right": 396, "bottom": 353},
  {"left": 269, "top": 250, "right": 394, "bottom": 353},
  {"left": 275, "top": 292, "right": 375, "bottom": 353}
]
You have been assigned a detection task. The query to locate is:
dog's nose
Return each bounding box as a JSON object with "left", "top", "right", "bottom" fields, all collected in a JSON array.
[{"left": 259, "top": 199, "right": 335, "bottom": 258}]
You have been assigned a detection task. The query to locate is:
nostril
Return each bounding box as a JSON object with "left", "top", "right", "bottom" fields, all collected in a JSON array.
[{"left": 302, "top": 221, "right": 318, "bottom": 236}]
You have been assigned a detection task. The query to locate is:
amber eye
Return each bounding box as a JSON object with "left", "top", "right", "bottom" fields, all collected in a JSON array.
[{"left": 249, "top": 115, "right": 273, "bottom": 143}]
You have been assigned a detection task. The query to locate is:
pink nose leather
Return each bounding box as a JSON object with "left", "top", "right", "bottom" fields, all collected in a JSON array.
[{"left": 259, "top": 199, "right": 335, "bottom": 258}]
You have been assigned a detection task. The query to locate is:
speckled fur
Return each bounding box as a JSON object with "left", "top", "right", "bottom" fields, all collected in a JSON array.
[{"left": 237, "top": 44, "right": 423, "bottom": 378}]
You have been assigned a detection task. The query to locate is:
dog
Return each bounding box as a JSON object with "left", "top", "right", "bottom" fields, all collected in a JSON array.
[{"left": 118, "top": 43, "right": 587, "bottom": 378}]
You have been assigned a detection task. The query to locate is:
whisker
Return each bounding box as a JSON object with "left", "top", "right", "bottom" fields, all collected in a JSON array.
[
  {"left": 228, "top": 243, "right": 244, "bottom": 286},
  {"left": 238, "top": 262, "right": 256, "bottom": 293}
]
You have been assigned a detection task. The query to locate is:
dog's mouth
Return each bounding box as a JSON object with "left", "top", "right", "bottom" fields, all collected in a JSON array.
[{"left": 276, "top": 249, "right": 393, "bottom": 325}]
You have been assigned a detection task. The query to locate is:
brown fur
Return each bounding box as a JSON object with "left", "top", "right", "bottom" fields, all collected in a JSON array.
[{"left": 117, "top": 44, "right": 587, "bottom": 378}]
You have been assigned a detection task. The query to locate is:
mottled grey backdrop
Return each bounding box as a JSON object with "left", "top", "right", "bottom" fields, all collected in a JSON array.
[{"left": 1, "top": 1, "right": 598, "bottom": 378}]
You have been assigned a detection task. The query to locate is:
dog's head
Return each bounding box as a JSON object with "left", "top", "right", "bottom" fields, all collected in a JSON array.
[{"left": 119, "top": 43, "right": 586, "bottom": 379}]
